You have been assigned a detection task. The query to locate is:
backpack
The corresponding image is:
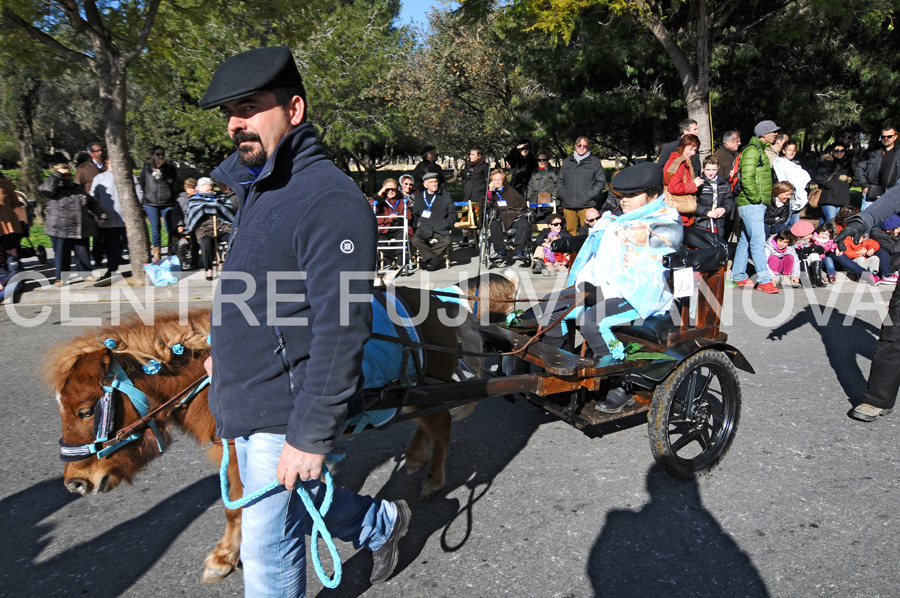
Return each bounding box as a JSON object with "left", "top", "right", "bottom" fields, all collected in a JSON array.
[{"left": 728, "top": 146, "right": 764, "bottom": 197}]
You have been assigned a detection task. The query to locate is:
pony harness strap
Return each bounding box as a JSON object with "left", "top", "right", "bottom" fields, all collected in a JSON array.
[{"left": 58, "top": 358, "right": 209, "bottom": 461}]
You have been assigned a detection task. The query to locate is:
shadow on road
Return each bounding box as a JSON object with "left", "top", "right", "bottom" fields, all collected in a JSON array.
[
  {"left": 589, "top": 463, "right": 769, "bottom": 598},
  {"left": 0, "top": 475, "right": 221, "bottom": 598},
  {"left": 766, "top": 304, "right": 879, "bottom": 404},
  {"left": 316, "top": 395, "right": 555, "bottom": 596}
]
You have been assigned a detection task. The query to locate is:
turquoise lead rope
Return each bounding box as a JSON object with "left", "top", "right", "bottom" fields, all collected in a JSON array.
[{"left": 218, "top": 443, "right": 342, "bottom": 588}]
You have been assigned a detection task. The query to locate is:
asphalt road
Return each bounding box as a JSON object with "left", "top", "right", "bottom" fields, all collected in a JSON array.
[{"left": 1, "top": 282, "right": 898, "bottom": 598}]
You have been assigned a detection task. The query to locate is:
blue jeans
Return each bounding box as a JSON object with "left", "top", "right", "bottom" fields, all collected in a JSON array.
[
  {"left": 819, "top": 204, "right": 839, "bottom": 224},
  {"left": 822, "top": 255, "right": 836, "bottom": 276},
  {"left": 860, "top": 190, "right": 875, "bottom": 211},
  {"left": 143, "top": 204, "right": 175, "bottom": 248},
  {"left": 235, "top": 433, "right": 397, "bottom": 598},
  {"left": 732, "top": 204, "right": 772, "bottom": 284}
]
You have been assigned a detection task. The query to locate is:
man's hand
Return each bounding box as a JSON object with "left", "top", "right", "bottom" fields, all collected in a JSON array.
[
  {"left": 203, "top": 356, "right": 213, "bottom": 377},
  {"left": 276, "top": 444, "right": 325, "bottom": 491},
  {"left": 834, "top": 216, "right": 868, "bottom": 251},
  {"left": 710, "top": 207, "right": 726, "bottom": 219}
]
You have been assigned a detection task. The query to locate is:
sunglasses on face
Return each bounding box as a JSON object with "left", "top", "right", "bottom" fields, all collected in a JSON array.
[
  {"left": 90, "top": 148, "right": 102, "bottom": 153},
  {"left": 883, "top": 134, "right": 896, "bottom": 139},
  {"left": 153, "top": 153, "right": 165, "bottom": 157},
  {"left": 575, "top": 144, "right": 589, "bottom": 149},
  {"left": 550, "top": 221, "right": 562, "bottom": 226},
  {"left": 585, "top": 218, "right": 597, "bottom": 224},
  {"left": 538, "top": 159, "right": 549, "bottom": 162},
  {"left": 833, "top": 149, "right": 846, "bottom": 153}
]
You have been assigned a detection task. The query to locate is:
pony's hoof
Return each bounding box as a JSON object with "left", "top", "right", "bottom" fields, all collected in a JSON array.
[
  {"left": 201, "top": 553, "right": 238, "bottom": 583},
  {"left": 405, "top": 457, "right": 426, "bottom": 474},
  {"left": 418, "top": 478, "right": 442, "bottom": 502}
]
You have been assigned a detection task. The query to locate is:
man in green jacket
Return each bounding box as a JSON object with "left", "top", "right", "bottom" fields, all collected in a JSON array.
[{"left": 731, "top": 120, "right": 779, "bottom": 294}]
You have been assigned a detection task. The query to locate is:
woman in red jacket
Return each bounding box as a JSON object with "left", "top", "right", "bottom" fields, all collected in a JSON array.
[{"left": 663, "top": 134, "right": 703, "bottom": 224}]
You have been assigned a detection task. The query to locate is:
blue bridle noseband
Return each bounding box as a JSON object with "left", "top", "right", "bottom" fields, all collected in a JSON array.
[{"left": 58, "top": 355, "right": 210, "bottom": 462}]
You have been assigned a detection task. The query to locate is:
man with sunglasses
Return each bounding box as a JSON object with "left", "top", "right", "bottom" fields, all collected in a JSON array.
[
  {"left": 75, "top": 142, "right": 106, "bottom": 191},
  {"left": 577, "top": 208, "right": 601, "bottom": 236},
  {"left": 856, "top": 126, "right": 900, "bottom": 209},
  {"left": 556, "top": 136, "right": 607, "bottom": 236}
]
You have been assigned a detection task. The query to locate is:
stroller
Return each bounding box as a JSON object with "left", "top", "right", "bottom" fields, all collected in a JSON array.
[{"left": 15, "top": 192, "right": 47, "bottom": 265}]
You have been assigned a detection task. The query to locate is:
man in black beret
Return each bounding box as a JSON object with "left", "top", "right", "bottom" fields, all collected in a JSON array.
[{"left": 200, "top": 46, "right": 410, "bottom": 595}]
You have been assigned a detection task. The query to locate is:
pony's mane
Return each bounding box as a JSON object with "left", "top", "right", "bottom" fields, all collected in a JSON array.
[{"left": 43, "top": 309, "right": 211, "bottom": 393}]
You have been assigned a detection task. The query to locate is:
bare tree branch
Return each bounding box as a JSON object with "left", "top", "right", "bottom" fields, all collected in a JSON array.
[
  {"left": 631, "top": 0, "right": 696, "bottom": 90},
  {"left": 123, "top": 0, "right": 163, "bottom": 63},
  {"left": 1, "top": 9, "right": 89, "bottom": 65}
]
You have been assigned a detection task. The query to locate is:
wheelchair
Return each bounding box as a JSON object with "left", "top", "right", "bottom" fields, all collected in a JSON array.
[{"left": 479, "top": 207, "right": 532, "bottom": 269}]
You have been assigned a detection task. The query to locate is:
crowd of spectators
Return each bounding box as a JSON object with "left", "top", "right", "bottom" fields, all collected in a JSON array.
[
  {"left": 370, "top": 121, "right": 900, "bottom": 291},
  {"left": 3, "top": 118, "right": 900, "bottom": 301}
]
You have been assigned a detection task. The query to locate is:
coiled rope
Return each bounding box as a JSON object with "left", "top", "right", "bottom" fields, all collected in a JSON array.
[{"left": 218, "top": 442, "right": 342, "bottom": 588}]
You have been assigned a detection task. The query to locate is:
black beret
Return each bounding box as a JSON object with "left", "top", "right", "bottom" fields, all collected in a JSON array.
[
  {"left": 199, "top": 46, "right": 305, "bottom": 110},
  {"left": 609, "top": 162, "right": 664, "bottom": 195}
]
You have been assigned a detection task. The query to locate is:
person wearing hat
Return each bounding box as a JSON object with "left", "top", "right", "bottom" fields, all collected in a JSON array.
[
  {"left": 38, "top": 163, "right": 107, "bottom": 284},
  {"left": 198, "top": 46, "right": 410, "bottom": 595},
  {"left": 410, "top": 170, "right": 455, "bottom": 270},
  {"left": 528, "top": 161, "right": 682, "bottom": 413},
  {"left": 789, "top": 220, "right": 826, "bottom": 287},
  {"left": 411, "top": 145, "right": 444, "bottom": 190},
  {"left": 731, "top": 119, "right": 780, "bottom": 294},
  {"left": 505, "top": 139, "right": 538, "bottom": 196}
]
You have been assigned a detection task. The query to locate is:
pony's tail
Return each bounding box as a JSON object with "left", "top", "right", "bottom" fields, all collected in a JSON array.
[{"left": 450, "top": 316, "right": 483, "bottom": 421}]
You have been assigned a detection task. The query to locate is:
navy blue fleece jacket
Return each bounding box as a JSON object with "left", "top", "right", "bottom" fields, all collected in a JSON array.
[{"left": 209, "top": 123, "right": 377, "bottom": 454}]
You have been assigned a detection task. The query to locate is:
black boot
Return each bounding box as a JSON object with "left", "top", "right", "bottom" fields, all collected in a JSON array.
[
  {"left": 809, "top": 262, "right": 825, "bottom": 289},
  {"left": 808, "top": 261, "right": 821, "bottom": 288}
]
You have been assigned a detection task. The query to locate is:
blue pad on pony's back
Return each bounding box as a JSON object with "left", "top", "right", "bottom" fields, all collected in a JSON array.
[{"left": 361, "top": 289, "right": 425, "bottom": 390}]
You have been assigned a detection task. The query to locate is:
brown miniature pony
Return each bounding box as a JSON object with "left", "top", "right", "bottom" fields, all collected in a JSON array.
[{"left": 46, "top": 273, "right": 518, "bottom": 582}]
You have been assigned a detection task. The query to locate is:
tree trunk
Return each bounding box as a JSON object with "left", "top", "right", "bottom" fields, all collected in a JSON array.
[
  {"left": 1, "top": 68, "right": 43, "bottom": 202},
  {"left": 686, "top": 84, "right": 712, "bottom": 161},
  {"left": 96, "top": 55, "right": 150, "bottom": 285},
  {"left": 636, "top": 0, "right": 713, "bottom": 159}
]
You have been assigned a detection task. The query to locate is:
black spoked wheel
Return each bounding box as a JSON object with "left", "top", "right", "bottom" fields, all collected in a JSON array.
[{"left": 648, "top": 350, "right": 741, "bottom": 479}]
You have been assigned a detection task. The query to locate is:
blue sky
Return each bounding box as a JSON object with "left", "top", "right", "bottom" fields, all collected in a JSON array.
[{"left": 398, "top": 0, "right": 458, "bottom": 25}]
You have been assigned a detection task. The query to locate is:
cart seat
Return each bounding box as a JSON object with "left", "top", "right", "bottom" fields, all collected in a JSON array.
[{"left": 611, "top": 312, "right": 680, "bottom": 347}]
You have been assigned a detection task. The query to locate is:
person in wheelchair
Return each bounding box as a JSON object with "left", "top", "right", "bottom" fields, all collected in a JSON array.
[
  {"left": 527, "top": 162, "right": 683, "bottom": 412},
  {"left": 487, "top": 169, "right": 529, "bottom": 262},
  {"left": 185, "top": 177, "right": 236, "bottom": 281}
]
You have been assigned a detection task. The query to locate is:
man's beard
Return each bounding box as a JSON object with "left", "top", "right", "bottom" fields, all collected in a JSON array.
[{"left": 233, "top": 131, "right": 267, "bottom": 167}]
